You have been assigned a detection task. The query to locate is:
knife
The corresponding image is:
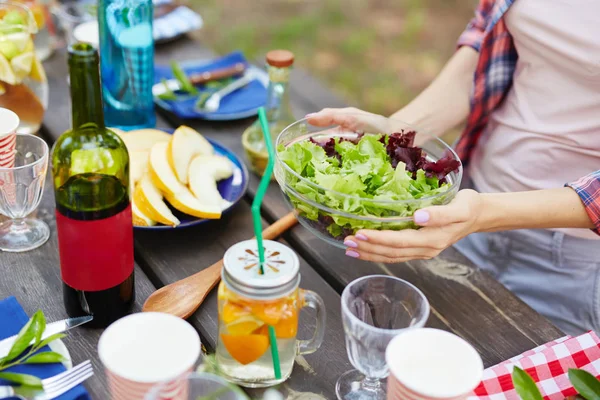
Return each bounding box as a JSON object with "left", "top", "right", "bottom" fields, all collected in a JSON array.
[
  {"left": 152, "top": 62, "right": 247, "bottom": 97},
  {"left": 0, "top": 315, "right": 93, "bottom": 358}
]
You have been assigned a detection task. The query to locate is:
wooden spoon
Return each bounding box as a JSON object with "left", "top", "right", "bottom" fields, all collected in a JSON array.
[{"left": 142, "top": 212, "right": 298, "bottom": 319}]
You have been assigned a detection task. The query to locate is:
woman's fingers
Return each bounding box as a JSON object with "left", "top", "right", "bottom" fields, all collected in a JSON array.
[
  {"left": 306, "top": 107, "right": 389, "bottom": 132},
  {"left": 414, "top": 189, "right": 481, "bottom": 227},
  {"left": 344, "top": 228, "right": 451, "bottom": 262},
  {"left": 349, "top": 228, "right": 448, "bottom": 250},
  {"left": 306, "top": 108, "right": 365, "bottom": 129}
]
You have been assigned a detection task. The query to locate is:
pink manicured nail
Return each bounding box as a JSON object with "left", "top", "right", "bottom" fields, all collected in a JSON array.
[
  {"left": 305, "top": 113, "right": 316, "bottom": 118},
  {"left": 346, "top": 250, "right": 359, "bottom": 258},
  {"left": 414, "top": 210, "right": 430, "bottom": 224},
  {"left": 355, "top": 233, "right": 368, "bottom": 241},
  {"left": 344, "top": 240, "right": 358, "bottom": 248}
]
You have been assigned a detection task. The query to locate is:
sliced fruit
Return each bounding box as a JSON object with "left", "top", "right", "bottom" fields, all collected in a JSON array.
[
  {"left": 121, "top": 129, "right": 171, "bottom": 152},
  {"left": 149, "top": 142, "right": 221, "bottom": 219},
  {"left": 0, "top": 82, "right": 5, "bottom": 95},
  {"left": 220, "top": 334, "right": 269, "bottom": 365},
  {"left": 0, "top": 40, "right": 19, "bottom": 60},
  {"left": 273, "top": 310, "right": 298, "bottom": 339},
  {"left": 10, "top": 50, "right": 33, "bottom": 82},
  {"left": 226, "top": 315, "right": 264, "bottom": 336},
  {"left": 29, "top": 53, "right": 45, "bottom": 83},
  {"left": 222, "top": 302, "right": 250, "bottom": 324},
  {"left": 129, "top": 150, "right": 149, "bottom": 186},
  {"left": 134, "top": 174, "right": 179, "bottom": 226},
  {"left": 5, "top": 33, "right": 31, "bottom": 52},
  {"left": 0, "top": 52, "right": 16, "bottom": 85},
  {"left": 132, "top": 192, "right": 156, "bottom": 227},
  {"left": 188, "top": 155, "right": 233, "bottom": 209},
  {"left": 251, "top": 300, "right": 287, "bottom": 326},
  {"left": 109, "top": 127, "right": 127, "bottom": 138},
  {"left": 169, "top": 125, "right": 214, "bottom": 184}
]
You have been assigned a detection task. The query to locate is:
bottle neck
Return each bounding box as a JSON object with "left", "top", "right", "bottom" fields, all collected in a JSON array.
[
  {"left": 265, "top": 65, "right": 293, "bottom": 122},
  {"left": 68, "top": 44, "right": 105, "bottom": 130}
]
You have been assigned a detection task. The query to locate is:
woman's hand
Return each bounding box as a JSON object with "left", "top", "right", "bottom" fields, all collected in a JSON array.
[
  {"left": 343, "top": 190, "right": 483, "bottom": 263},
  {"left": 306, "top": 107, "right": 391, "bottom": 133}
]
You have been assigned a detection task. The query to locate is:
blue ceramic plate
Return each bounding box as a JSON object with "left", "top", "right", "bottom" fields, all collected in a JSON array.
[
  {"left": 134, "top": 134, "right": 249, "bottom": 230},
  {"left": 154, "top": 53, "right": 269, "bottom": 121}
]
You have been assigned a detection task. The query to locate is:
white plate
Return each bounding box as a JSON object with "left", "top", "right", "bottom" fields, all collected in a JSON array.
[{"left": 49, "top": 339, "right": 73, "bottom": 369}]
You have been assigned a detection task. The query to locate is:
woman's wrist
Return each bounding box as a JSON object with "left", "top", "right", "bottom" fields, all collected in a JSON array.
[{"left": 473, "top": 188, "right": 594, "bottom": 232}]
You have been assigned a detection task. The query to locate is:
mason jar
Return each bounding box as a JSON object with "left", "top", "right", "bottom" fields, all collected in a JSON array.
[{"left": 216, "top": 239, "right": 326, "bottom": 388}]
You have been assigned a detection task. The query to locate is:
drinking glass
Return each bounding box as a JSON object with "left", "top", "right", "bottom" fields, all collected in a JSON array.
[
  {"left": 145, "top": 372, "right": 249, "bottom": 400},
  {"left": 0, "top": 133, "right": 49, "bottom": 252},
  {"left": 337, "top": 275, "right": 430, "bottom": 400},
  {"left": 52, "top": 1, "right": 95, "bottom": 47},
  {"left": 98, "top": 0, "right": 156, "bottom": 130}
]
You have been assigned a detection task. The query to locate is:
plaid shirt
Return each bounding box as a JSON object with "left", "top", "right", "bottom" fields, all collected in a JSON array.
[{"left": 455, "top": 0, "right": 600, "bottom": 234}]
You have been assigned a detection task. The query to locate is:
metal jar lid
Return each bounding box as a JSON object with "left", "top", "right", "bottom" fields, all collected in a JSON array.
[{"left": 222, "top": 239, "right": 300, "bottom": 300}]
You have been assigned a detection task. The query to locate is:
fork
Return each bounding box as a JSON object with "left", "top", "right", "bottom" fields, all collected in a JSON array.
[{"left": 0, "top": 360, "right": 94, "bottom": 400}]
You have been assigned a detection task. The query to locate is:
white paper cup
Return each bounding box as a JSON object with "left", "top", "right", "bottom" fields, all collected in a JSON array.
[
  {"left": 386, "top": 328, "right": 483, "bottom": 400},
  {"left": 99, "top": 312, "right": 201, "bottom": 400},
  {"left": 0, "top": 108, "right": 19, "bottom": 168}
]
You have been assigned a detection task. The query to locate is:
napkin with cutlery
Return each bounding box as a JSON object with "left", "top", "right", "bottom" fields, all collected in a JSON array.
[
  {"left": 0, "top": 297, "right": 90, "bottom": 400},
  {"left": 154, "top": 51, "right": 267, "bottom": 119},
  {"left": 152, "top": 0, "right": 203, "bottom": 42},
  {"left": 469, "top": 331, "right": 600, "bottom": 399}
]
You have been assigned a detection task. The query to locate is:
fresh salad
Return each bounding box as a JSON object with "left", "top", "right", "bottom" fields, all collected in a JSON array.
[{"left": 277, "top": 130, "right": 461, "bottom": 238}]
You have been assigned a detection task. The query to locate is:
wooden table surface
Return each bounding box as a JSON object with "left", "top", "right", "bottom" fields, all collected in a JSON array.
[{"left": 0, "top": 36, "right": 563, "bottom": 399}]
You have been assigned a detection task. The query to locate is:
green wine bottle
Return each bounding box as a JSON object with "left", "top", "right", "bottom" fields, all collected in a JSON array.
[{"left": 52, "top": 42, "right": 134, "bottom": 328}]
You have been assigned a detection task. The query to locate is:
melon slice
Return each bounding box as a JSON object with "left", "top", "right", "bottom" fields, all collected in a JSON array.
[
  {"left": 133, "top": 174, "right": 179, "bottom": 226},
  {"left": 168, "top": 125, "right": 214, "bottom": 184},
  {"left": 121, "top": 129, "right": 171, "bottom": 153},
  {"left": 188, "top": 155, "right": 234, "bottom": 209},
  {"left": 149, "top": 142, "right": 221, "bottom": 219}
]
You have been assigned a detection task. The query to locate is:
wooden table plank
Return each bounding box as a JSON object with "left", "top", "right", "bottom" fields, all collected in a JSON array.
[
  {"left": 0, "top": 169, "right": 157, "bottom": 398},
  {"left": 148, "top": 37, "right": 564, "bottom": 367},
  {"left": 41, "top": 41, "right": 351, "bottom": 399}
]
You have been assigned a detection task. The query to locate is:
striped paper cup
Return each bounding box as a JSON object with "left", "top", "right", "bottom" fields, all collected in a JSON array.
[
  {"left": 0, "top": 108, "right": 19, "bottom": 168},
  {"left": 99, "top": 312, "right": 201, "bottom": 400},
  {"left": 386, "top": 328, "right": 483, "bottom": 400}
]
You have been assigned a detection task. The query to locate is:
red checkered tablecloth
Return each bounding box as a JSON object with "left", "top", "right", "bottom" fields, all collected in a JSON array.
[{"left": 469, "top": 331, "right": 600, "bottom": 399}]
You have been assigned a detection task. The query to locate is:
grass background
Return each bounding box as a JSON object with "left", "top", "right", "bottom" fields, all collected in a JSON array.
[{"left": 189, "top": 0, "right": 477, "bottom": 140}]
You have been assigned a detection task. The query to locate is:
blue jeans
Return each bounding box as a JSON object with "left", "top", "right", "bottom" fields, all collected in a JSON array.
[{"left": 454, "top": 227, "right": 600, "bottom": 336}]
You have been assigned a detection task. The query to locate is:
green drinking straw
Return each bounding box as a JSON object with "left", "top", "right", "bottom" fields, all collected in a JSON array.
[{"left": 251, "top": 106, "right": 281, "bottom": 380}]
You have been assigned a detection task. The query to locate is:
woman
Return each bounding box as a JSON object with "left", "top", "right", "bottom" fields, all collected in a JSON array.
[{"left": 307, "top": 0, "right": 600, "bottom": 335}]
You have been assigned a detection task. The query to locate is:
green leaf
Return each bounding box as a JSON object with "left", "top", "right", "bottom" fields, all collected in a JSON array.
[
  {"left": 195, "top": 92, "right": 211, "bottom": 110},
  {"left": 157, "top": 78, "right": 178, "bottom": 101},
  {"left": 569, "top": 369, "right": 600, "bottom": 400},
  {"left": 0, "top": 371, "right": 42, "bottom": 387},
  {"left": 512, "top": 367, "right": 543, "bottom": 400},
  {"left": 170, "top": 61, "right": 198, "bottom": 95},
  {"left": 23, "top": 351, "right": 66, "bottom": 364},
  {"left": 3, "top": 312, "right": 40, "bottom": 363},
  {"left": 35, "top": 333, "right": 66, "bottom": 350},
  {"left": 33, "top": 311, "right": 45, "bottom": 346}
]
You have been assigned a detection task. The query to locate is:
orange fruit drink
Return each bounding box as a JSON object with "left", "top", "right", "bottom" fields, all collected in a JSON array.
[{"left": 215, "top": 239, "right": 326, "bottom": 388}]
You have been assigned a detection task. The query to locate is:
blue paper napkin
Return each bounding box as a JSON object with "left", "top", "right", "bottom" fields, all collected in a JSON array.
[
  {"left": 154, "top": 51, "right": 267, "bottom": 119},
  {"left": 0, "top": 297, "right": 90, "bottom": 400}
]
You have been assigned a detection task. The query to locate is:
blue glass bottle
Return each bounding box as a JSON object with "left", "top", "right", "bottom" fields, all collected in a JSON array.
[{"left": 98, "top": 0, "right": 156, "bottom": 130}]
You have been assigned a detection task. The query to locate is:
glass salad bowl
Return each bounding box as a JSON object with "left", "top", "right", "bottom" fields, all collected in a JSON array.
[{"left": 274, "top": 115, "right": 463, "bottom": 249}]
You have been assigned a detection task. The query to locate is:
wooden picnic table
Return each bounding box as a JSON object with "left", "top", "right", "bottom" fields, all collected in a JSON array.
[{"left": 0, "top": 35, "right": 564, "bottom": 399}]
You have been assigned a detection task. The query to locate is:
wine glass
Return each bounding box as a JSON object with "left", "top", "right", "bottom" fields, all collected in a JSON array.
[
  {"left": 145, "top": 372, "right": 249, "bottom": 400},
  {"left": 0, "top": 134, "right": 49, "bottom": 252},
  {"left": 336, "top": 275, "right": 430, "bottom": 400}
]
